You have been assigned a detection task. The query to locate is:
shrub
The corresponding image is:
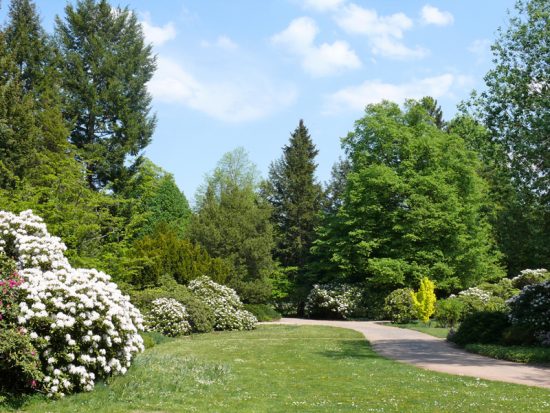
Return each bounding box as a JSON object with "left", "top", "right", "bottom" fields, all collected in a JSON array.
[
  {"left": 511, "top": 268, "right": 550, "bottom": 289},
  {"left": 455, "top": 286, "right": 507, "bottom": 316},
  {"left": 449, "top": 311, "right": 510, "bottom": 346},
  {"left": 146, "top": 298, "right": 191, "bottom": 337},
  {"left": 501, "top": 325, "right": 537, "bottom": 346},
  {"left": 244, "top": 304, "right": 281, "bottom": 322},
  {"left": 383, "top": 288, "right": 416, "bottom": 323},
  {"left": 507, "top": 280, "right": 550, "bottom": 346},
  {"left": 434, "top": 297, "right": 465, "bottom": 328},
  {"left": 178, "top": 295, "right": 215, "bottom": 333},
  {"left": 477, "top": 278, "right": 520, "bottom": 300},
  {"left": 189, "top": 276, "right": 257, "bottom": 331},
  {"left": 304, "top": 284, "right": 361, "bottom": 320},
  {"left": 411, "top": 277, "right": 436, "bottom": 323},
  {"left": 464, "top": 344, "right": 550, "bottom": 364},
  {"left": 0, "top": 210, "right": 144, "bottom": 398}
]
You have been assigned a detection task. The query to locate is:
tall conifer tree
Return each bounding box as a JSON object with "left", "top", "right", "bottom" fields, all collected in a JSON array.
[{"left": 265, "top": 120, "right": 323, "bottom": 269}]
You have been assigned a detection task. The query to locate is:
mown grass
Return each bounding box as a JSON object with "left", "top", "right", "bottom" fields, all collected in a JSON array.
[
  {"left": 2, "top": 325, "right": 549, "bottom": 412},
  {"left": 465, "top": 344, "right": 550, "bottom": 365},
  {"left": 386, "top": 322, "right": 451, "bottom": 339}
]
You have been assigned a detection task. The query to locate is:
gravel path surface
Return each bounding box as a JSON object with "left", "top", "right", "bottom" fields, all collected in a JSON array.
[{"left": 271, "top": 318, "right": 550, "bottom": 389}]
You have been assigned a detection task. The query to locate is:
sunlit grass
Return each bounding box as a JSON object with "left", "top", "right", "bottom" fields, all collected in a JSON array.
[{"left": 3, "top": 325, "right": 549, "bottom": 412}]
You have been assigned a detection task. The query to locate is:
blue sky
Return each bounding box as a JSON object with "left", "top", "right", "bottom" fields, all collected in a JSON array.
[{"left": 1, "top": 0, "right": 517, "bottom": 203}]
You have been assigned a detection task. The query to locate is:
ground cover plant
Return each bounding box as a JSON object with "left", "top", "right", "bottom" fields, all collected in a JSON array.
[
  {"left": 464, "top": 344, "right": 550, "bottom": 364},
  {"left": 3, "top": 325, "right": 550, "bottom": 413}
]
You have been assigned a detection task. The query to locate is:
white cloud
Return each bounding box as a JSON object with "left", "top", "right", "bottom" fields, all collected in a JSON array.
[
  {"left": 201, "top": 35, "right": 239, "bottom": 50},
  {"left": 335, "top": 4, "right": 427, "bottom": 60},
  {"left": 140, "top": 13, "right": 176, "bottom": 46},
  {"left": 271, "top": 17, "right": 361, "bottom": 77},
  {"left": 148, "top": 57, "right": 297, "bottom": 122},
  {"left": 302, "top": 0, "right": 346, "bottom": 12},
  {"left": 325, "top": 73, "right": 471, "bottom": 113},
  {"left": 468, "top": 38, "right": 491, "bottom": 63},
  {"left": 420, "top": 5, "right": 454, "bottom": 26}
]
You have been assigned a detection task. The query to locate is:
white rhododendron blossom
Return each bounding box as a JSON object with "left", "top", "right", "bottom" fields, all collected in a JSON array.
[
  {"left": 511, "top": 268, "right": 549, "bottom": 289},
  {"left": 304, "top": 283, "right": 361, "bottom": 319},
  {"left": 189, "top": 276, "right": 256, "bottom": 331},
  {"left": 458, "top": 287, "right": 491, "bottom": 303},
  {"left": 146, "top": 297, "right": 191, "bottom": 336},
  {"left": 0, "top": 210, "right": 144, "bottom": 398}
]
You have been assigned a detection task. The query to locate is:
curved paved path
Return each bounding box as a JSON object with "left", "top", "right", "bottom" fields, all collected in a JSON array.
[{"left": 271, "top": 318, "right": 550, "bottom": 389}]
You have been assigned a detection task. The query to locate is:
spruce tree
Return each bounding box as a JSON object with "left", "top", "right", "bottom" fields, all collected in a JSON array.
[
  {"left": 55, "top": 0, "right": 156, "bottom": 191},
  {"left": 265, "top": 120, "right": 323, "bottom": 269}
]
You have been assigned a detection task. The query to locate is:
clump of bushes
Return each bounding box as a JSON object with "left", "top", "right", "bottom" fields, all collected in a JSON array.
[
  {"left": 449, "top": 311, "right": 510, "bottom": 346},
  {"left": 304, "top": 284, "right": 361, "bottom": 319},
  {"left": 0, "top": 210, "right": 144, "bottom": 398},
  {"left": 434, "top": 297, "right": 464, "bottom": 328},
  {"left": 146, "top": 298, "right": 191, "bottom": 337},
  {"left": 244, "top": 304, "right": 281, "bottom": 322},
  {"left": 383, "top": 288, "right": 416, "bottom": 323},
  {"left": 511, "top": 268, "right": 549, "bottom": 289},
  {"left": 189, "top": 276, "right": 257, "bottom": 331}
]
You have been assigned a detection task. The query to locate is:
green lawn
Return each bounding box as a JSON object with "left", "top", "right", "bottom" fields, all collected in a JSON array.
[
  {"left": 3, "top": 325, "right": 549, "bottom": 412},
  {"left": 385, "top": 322, "right": 451, "bottom": 339}
]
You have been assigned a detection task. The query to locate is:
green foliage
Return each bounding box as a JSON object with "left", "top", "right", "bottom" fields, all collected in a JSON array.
[
  {"left": 264, "top": 119, "right": 323, "bottom": 271},
  {"left": 132, "top": 224, "right": 230, "bottom": 288},
  {"left": 383, "top": 288, "right": 417, "bottom": 324},
  {"left": 179, "top": 296, "right": 215, "bottom": 333},
  {"left": 464, "top": 344, "right": 550, "bottom": 364},
  {"left": 511, "top": 268, "right": 550, "bottom": 289},
  {"left": 449, "top": 311, "right": 511, "bottom": 346},
  {"left": 243, "top": 304, "right": 281, "bottom": 322},
  {"left": 411, "top": 277, "right": 436, "bottom": 323},
  {"left": 434, "top": 297, "right": 465, "bottom": 328},
  {"left": 501, "top": 325, "right": 537, "bottom": 346},
  {"left": 0, "top": 328, "right": 44, "bottom": 394},
  {"left": 55, "top": 0, "right": 156, "bottom": 191},
  {"left": 139, "top": 331, "right": 173, "bottom": 349},
  {"left": 188, "top": 148, "right": 274, "bottom": 303},
  {"left": 477, "top": 278, "right": 520, "bottom": 300},
  {"left": 508, "top": 280, "right": 550, "bottom": 340},
  {"left": 466, "top": 0, "right": 550, "bottom": 274},
  {"left": 312, "top": 100, "right": 504, "bottom": 293}
]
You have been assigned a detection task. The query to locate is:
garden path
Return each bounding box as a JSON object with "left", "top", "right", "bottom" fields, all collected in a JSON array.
[{"left": 271, "top": 318, "right": 550, "bottom": 389}]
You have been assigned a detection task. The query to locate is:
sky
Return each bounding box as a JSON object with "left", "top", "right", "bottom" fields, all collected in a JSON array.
[{"left": 1, "top": 0, "right": 517, "bottom": 203}]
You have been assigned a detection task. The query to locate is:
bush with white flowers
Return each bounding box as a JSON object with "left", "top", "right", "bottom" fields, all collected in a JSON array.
[
  {"left": 304, "top": 284, "right": 361, "bottom": 320},
  {"left": 146, "top": 298, "right": 191, "bottom": 337},
  {"left": 507, "top": 280, "right": 550, "bottom": 346},
  {"left": 188, "top": 276, "right": 256, "bottom": 331},
  {"left": 0, "top": 210, "right": 144, "bottom": 398},
  {"left": 511, "top": 268, "right": 549, "bottom": 289}
]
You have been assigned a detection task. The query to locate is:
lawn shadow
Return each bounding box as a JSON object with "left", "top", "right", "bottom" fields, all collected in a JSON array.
[{"left": 318, "top": 339, "right": 380, "bottom": 360}]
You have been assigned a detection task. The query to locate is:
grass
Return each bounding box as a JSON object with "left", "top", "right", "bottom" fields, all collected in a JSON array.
[
  {"left": 385, "top": 321, "right": 451, "bottom": 339},
  {"left": 465, "top": 344, "right": 550, "bottom": 365},
  {"left": 2, "top": 325, "right": 549, "bottom": 412}
]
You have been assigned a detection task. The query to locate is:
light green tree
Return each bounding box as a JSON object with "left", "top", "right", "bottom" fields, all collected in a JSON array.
[{"left": 411, "top": 277, "right": 437, "bottom": 323}]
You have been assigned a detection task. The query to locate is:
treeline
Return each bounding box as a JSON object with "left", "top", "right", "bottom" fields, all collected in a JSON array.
[{"left": 0, "top": 0, "right": 547, "bottom": 314}]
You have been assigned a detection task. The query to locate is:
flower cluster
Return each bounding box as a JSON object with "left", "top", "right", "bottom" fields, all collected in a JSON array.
[
  {"left": 507, "top": 280, "right": 550, "bottom": 346},
  {"left": 511, "top": 268, "right": 549, "bottom": 289},
  {"left": 304, "top": 284, "right": 361, "bottom": 319},
  {"left": 458, "top": 287, "right": 491, "bottom": 303},
  {"left": 0, "top": 210, "right": 144, "bottom": 398},
  {"left": 188, "top": 276, "right": 256, "bottom": 331},
  {"left": 146, "top": 298, "right": 191, "bottom": 337}
]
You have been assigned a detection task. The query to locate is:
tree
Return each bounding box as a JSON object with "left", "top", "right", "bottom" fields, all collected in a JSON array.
[
  {"left": 323, "top": 157, "right": 351, "bottom": 213},
  {"left": 411, "top": 277, "right": 436, "bottom": 323},
  {"left": 264, "top": 120, "right": 323, "bottom": 269},
  {"left": 188, "top": 148, "right": 275, "bottom": 303},
  {"left": 467, "top": 0, "right": 549, "bottom": 273},
  {"left": 55, "top": 0, "right": 156, "bottom": 191},
  {"left": 311, "top": 100, "right": 504, "bottom": 294}
]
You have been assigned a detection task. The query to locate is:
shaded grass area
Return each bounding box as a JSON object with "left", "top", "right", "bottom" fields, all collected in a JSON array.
[
  {"left": 465, "top": 344, "right": 550, "bottom": 365},
  {"left": 2, "top": 325, "right": 549, "bottom": 412},
  {"left": 385, "top": 322, "right": 451, "bottom": 339}
]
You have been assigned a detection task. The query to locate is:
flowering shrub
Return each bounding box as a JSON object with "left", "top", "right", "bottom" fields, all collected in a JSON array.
[
  {"left": 146, "top": 298, "right": 191, "bottom": 337},
  {"left": 383, "top": 288, "right": 416, "bottom": 323},
  {"left": 458, "top": 287, "right": 491, "bottom": 303},
  {"left": 511, "top": 268, "right": 550, "bottom": 289},
  {"left": 304, "top": 284, "right": 361, "bottom": 320},
  {"left": 188, "top": 276, "right": 256, "bottom": 331},
  {"left": 507, "top": 280, "right": 550, "bottom": 346},
  {"left": 0, "top": 210, "right": 144, "bottom": 398}
]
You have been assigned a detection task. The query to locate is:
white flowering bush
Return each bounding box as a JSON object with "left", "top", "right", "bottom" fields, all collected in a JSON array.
[
  {"left": 0, "top": 210, "right": 144, "bottom": 398},
  {"left": 511, "top": 268, "right": 550, "bottom": 289},
  {"left": 188, "top": 276, "right": 256, "bottom": 331},
  {"left": 146, "top": 298, "right": 191, "bottom": 337},
  {"left": 304, "top": 284, "right": 361, "bottom": 320},
  {"left": 507, "top": 280, "right": 550, "bottom": 346},
  {"left": 458, "top": 287, "right": 491, "bottom": 303}
]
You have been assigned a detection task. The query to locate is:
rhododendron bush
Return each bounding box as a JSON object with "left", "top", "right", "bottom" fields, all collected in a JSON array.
[
  {"left": 0, "top": 210, "right": 144, "bottom": 398},
  {"left": 189, "top": 276, "right": 256, "bottom": 331},
  {"left": 304, "top": 284, "right": 361, "bottom": 319},
  {"left": 146, "top": 298, "right": 191, "bottom": 337}
]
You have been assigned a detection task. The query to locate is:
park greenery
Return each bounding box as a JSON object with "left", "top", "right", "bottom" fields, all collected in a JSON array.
[{"left": 0, "top": 0, "right": 549, "bottom": 408}]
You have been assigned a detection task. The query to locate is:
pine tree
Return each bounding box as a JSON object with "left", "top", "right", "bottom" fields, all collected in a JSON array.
[
  {"left": 55, "top": 0, "right": 156, "bottom": 191},
  {"left": 265, "top": 120, "right": 323, "bottom": 269}
]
